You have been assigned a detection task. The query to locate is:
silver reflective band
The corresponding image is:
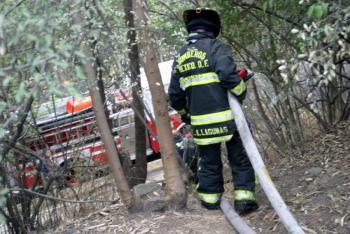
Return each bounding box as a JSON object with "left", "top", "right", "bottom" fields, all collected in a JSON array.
[
  {"left": 179, "top": 72, "right": 219, "bottom": 90},
  {"left": 234, "top": 190, "right": 256, "bottom": 201},
  {"left": 197, "top": 192, "right": 221, "bottom": 204}
]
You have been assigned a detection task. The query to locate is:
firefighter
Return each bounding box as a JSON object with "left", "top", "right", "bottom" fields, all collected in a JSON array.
[{"left": 168, "top": 8, "right": 258, "bottom": 214}]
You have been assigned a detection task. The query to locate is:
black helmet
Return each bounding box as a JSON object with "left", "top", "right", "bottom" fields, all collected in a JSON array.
[{"left": 183, "top": 8, "right": 221, "bottom": 37}]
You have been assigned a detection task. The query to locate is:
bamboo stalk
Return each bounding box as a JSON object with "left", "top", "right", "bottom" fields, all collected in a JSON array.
[{"left": 227, "top": 92, "right": 304, "bottom": 234}]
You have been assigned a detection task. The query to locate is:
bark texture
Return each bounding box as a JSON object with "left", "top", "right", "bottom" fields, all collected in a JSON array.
[
  {"left": 70, "top": 0, "right": 139, "bottom": 209},
  {"left": 124, "top": 0, "right": 147, "bottom": 186},
  {"left": 133, "top": 0, "right": 187, "bottom": 208}
]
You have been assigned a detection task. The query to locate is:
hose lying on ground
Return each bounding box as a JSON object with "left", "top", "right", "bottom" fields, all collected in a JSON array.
[
  {"left": 220, "top": 198, "right": 256, "bottom": 234},
  {"left": 227, "top": 92, "right": 304, "bottom": 234}
]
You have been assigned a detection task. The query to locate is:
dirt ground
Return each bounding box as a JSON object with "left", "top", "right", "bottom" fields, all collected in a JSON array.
[{"left": 51, "top": 122, "right": 350, "bottom": 234}]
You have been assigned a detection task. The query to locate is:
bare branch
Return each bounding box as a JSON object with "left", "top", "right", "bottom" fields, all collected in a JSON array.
[
  {"left": 0, "top": 59, "right": 48, "bottom": 74},
  {"left": 1, "top": 95, "right": 34, "bottom": 156},
  {"left": 292, "top": 94, "right": 329, "bottom": 131},
  {"left": 157, "top": 0, "right": 182, "bottom": 23},
  {"left": 5, "top": 0, "right": 26, "bottom": 17},
  {"left": 230, "top": 0, "right": 297, "bottom": 49},
  {"left": 221, "top": 34, "right": 265, "bottom": 70},
  {"left": 10, "top": 188, "right": 120, "bottom": 204},
  {"left": 239, "top": 2, "right": 300, "bottom": 27},
  {"left": 0, "top": 23, "right": 5, "bottom": 56}
]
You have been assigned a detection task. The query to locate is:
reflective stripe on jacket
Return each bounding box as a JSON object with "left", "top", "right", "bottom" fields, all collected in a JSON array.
[{"left": 168, "top": 32, "right": 246, "bottom": 145}]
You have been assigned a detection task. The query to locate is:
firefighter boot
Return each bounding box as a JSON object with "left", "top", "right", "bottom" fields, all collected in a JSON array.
[
  {"left": 197, "top": 192, "right": 222, "bottom": 210},
  {"left": 234, "top": 200, "right": 259, "bottom": 215},
  {"left": 200, "top": 200, "right": 221, "bottom": 210},
  {"left": 234, "top": 190, "right": 258, "bottom": 215}
]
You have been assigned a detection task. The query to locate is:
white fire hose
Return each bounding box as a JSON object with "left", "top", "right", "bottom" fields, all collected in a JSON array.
[{"left": 224, "top": 92, "right": 304, "bottom": 234}]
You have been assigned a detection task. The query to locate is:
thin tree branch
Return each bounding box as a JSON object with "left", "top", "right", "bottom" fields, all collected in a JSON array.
[
  {"left": 239, "top": 2, "right": 300, "bottom": 27},
  {"left": 230, "top": 0, "right": 297, "bottom": 49},
  {"left": 0, "top": 62, "right": 34, "bottom": 73},
  {"left": 221, "top": 34, "right": 264, "bottom": 70},
  {"left": 335, "top": 56, "right": 350, "bottom": 65},
  {"left": 0, "top": 59, "right": 50, "bottom": 73},
  {"left": 0, "top": 23, "right": 5, "bottom": 56},
  {"left": 92, "top": 0, "right": 157, "bottom": 132},
  {"left": 6, "top": 46, "right": 34, "bottom": 54},
  {"left": 10, "top": 188, "right": 120, "bottom": 204},
  {"left": 5, "top": 0, "right": 26, "bottom": 17},
  {"left": 1, "top": 96, "right": 34, "bottom": 156},
  {"left": 293, "top": 94, "right": 328, "bottom": 131},
  {"left": 157, "top": 0, "right": 182, "bottom": 23}
]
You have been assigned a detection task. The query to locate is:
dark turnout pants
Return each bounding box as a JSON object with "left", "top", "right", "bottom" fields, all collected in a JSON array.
[{"left": 197, "top": 131, "right": 255, "bottom": 195}]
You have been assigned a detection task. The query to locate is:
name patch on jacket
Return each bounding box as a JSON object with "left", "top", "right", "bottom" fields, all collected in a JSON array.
[{"left": 194, "top": 126, "right": 229, "bottom": 137}]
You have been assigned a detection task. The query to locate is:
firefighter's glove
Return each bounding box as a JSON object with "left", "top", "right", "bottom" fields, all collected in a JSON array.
[
  {"left": 235, "top": 91, "right": 247, "bottom": 104},
  {"left": 181, "top": 113, "right": 191, "bottom": 125}
]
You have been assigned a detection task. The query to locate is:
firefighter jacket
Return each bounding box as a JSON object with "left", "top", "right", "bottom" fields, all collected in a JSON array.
[{"left": 168, "top": 32, "right": 246, "bottom": 145}]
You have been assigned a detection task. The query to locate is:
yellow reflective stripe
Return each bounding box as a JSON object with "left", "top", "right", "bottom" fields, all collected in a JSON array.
[
  {"left": 179, "top": 72, "right": 219, "bottom": 90},
  {"left": 191, "top": 110, "right": 234, "bottom": 126},
  {"left": 191, "top": 110, "right": 232, "bottom": 119},
  {"left": 230, "top": 79, "right": 246, "bottom": 96},
  {"left": 197, "top": 192, "right": 221, "bottom": 204},
  {"left": 194, "top": 134, "right": 233, "bottom": 145},
  {"left": 176, "top": 108, "right": 187, "bottom": 115},
  {"left": 234, "top": 190, "right": 256, "bottom": 201}
]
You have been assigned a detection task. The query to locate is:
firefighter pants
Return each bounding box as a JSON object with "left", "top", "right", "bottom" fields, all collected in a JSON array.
[{"left": 196, "top": 131, "right": 255, "bottom": 201}]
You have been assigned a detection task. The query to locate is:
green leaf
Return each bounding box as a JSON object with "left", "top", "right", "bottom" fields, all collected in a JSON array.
[
  {"left": 66, "top": 84, "right": 83, "bottom": 99},
  {"left": 0, "top": 101, "right": 6, "bottom": 113},
  {"left": 75, "top": 66, "right": 86, "bottom": 80},
  {"left": 15, "top": 82, "right": 28, "bottom": 103},
  {"left": 2, "top": 76, "right": 12, "bottom": 86},
  {"left": 32, "top": 56, "right": 44, "bottom": 68},
  {"left": 48, "top": 85, "right": 62, "bottom": 97},
  {"left": 75, "top": 50, "right": 86, "bottom": 59},
  {"left": 0, "top": 188, "right": 8, "bottom": 196},
  {"left": 313, "top": 4, "right": 324, "bottom": 19},
  {"left": 307, "top": 2, "right": 328, "bottom": 19},
  {"left": 0, "top": 197, "right": 6, "bottom": 206},
  {"left": 0, "top": 216, "right": 4, "bottom": 225},
  {"left": 32, "top": 73, "right": 41, "bottom": 83},
  {"left": 263, "top": 1, "right": 269, "bottom": 12},
  {"left": 0, "top": 128, "right": 6, "bottom": 138},
  {"left": 307, "top": 5, "right": 315, "bottom": 18},
  {"left": 51, "top": 59, "right": 69, "bottom": 70},
  {"left": 321, "top": 3, "right": 328, "bottom": 16}
]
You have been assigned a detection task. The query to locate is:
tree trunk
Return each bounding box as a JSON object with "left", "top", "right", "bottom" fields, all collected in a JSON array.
[
  {"left": 124, "top": 0, "right": 147, "bottom": 186},
  {"left": 133, "top": 0, "right": 187, "bottom": 208},
  {"left": 70, "top": 1, "right": 139, "bottom": 209}
]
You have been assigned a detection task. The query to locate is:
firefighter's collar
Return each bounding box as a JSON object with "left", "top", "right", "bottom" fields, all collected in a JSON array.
[{"left": 187, "top": 31, "right": 215, "bottom": 40}]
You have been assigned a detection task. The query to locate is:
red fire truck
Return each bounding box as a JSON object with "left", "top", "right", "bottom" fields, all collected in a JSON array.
[{"left": 18, "top": 60, "right": 183, "bottom": 189}]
